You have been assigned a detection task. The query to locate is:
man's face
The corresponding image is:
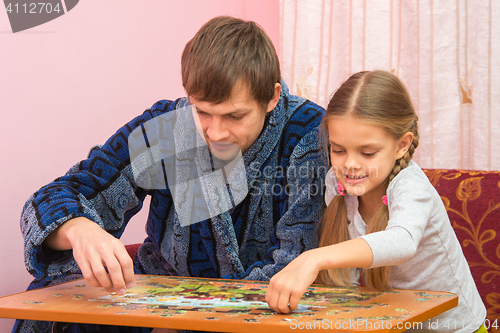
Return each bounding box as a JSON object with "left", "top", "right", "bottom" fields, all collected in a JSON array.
[{"left": 190, "top": 83, "right": 279, "bottom": 161}]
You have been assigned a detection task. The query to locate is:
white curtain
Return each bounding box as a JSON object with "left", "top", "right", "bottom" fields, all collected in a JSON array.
[{"left": 280, "top": 0, "right": 500, "bottom": 170}]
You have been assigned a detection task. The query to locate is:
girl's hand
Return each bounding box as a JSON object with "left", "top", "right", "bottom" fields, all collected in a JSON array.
[
  {"left": 265, "top": 238, "right": 375, "bottom": 314},
  {"left": 265, "top": 250, "right": 321, "bottom": 313}
]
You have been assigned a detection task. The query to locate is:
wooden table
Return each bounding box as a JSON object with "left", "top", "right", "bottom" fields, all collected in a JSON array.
[{"left": 0, "top": 275, "right": 457, "bottom": 332}]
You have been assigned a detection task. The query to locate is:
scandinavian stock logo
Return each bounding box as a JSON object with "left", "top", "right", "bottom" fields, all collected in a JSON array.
[
  {"left": 128, "top": 104, "right": 248, "bottom": 227},
  {"left": 3, "top": 0, "right": 79, "bottom": 33}
]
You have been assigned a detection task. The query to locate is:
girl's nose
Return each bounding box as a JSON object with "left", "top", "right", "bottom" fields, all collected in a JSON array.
[{"left": 344, "top": 153, "right": 360, "bottom": 170}]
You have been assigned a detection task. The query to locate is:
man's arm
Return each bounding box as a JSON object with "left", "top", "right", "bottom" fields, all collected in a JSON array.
[{"left": 20, "top": 100, "right": 178, "bottom": 289}]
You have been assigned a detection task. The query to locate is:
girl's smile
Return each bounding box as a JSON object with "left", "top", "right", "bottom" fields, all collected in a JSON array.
[{"left": 344, "top": 174, "right": 368, "bottom": 185}]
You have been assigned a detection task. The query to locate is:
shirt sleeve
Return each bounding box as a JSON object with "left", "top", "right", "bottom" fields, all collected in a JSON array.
[
  {"left": 360, "top": 167, "right": 434, "bottom": 268},
  {"left": 20, "top": 100, "right": 177, "bottom": 279}
]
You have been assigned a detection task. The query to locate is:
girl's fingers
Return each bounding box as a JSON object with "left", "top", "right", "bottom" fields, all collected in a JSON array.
[
  {"left": 268, "top": 277, "right": 293, "bottom": 313},
  {"left": 277, "top": 291, "right": 292, "bottom": 314},
  {"left": 265, "top": 281, "right": 274, "bottom": 305},
  {"left": 266, "top": 272, "right": 309, "bottom": 313},
  {"left": 288, "top": 292, "right": 301, "bottom": 312},
  {"left": 266, "top": 281, "right": 281, "bottom": 312}
]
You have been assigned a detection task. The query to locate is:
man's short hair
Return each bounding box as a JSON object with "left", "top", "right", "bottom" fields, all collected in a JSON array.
[{"left": 181, "top": 16, "right": 281, "bottom": 110}]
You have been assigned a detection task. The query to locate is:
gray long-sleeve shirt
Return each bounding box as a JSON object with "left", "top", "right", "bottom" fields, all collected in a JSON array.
[{"left": 325, "top": 160, "right": 486, "bottom": 333}]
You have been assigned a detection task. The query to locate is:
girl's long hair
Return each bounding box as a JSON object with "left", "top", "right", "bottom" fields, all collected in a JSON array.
[{"left": 316, "top": 70, "right": 420, "bottom": 291}]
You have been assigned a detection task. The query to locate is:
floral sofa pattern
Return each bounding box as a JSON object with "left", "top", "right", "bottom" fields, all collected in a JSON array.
[{"left": 424, "top": 169, "right": 500, "bottom": 331}]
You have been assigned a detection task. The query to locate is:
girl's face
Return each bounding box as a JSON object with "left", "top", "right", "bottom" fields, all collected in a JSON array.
[{"left": 327, "top": 116, "right": 411, "bottom": 200}]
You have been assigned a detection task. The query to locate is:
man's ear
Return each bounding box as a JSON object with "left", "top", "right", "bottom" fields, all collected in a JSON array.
[
  {"left": 266, "top": 83, "right": 282, "bottom": 113},
  {"left": 396, "top": 132, "right": 414, "bottom": 160}
]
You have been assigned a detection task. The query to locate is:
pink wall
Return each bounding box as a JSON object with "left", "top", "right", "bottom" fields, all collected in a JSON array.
[{"left": 0, "top": 0, "right": 279, "bottom": 330}]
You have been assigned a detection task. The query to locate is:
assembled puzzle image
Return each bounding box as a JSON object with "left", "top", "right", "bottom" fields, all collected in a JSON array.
[{"left": 0, "top": 275, "right": 458, "bottom": 332}]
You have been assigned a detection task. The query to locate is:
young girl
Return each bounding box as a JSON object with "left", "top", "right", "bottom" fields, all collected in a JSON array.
[{"left": 265, "top": 70, "right": 487, "bottom": 332}]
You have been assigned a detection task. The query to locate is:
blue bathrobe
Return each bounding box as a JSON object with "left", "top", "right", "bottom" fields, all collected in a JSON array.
[{"left": 14, "top": 82, "right": 326, "bottom": 333}]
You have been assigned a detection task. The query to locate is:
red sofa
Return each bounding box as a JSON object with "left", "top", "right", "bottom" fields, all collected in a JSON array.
[
  {"left": 423, "top": 169, "right": 500, "bottom": 331},
  {"left": 125, "top": 168, "right": 500, "bottom": 331}
]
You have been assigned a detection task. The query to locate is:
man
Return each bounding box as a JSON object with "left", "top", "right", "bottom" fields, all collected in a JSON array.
[{"left": 15, "top": 16, "right": 326, "bottom": 332}]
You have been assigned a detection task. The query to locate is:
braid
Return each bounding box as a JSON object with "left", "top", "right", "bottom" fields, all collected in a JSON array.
[
  {"left": 388, "top": 120, "right": 419, "bottom": 182},
  {"left": 365, "top": 120, "right": 420, "bottom": 291}
]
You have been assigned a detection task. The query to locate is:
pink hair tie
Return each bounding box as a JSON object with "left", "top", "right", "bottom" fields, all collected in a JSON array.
[
  {"left": 337, "top": 181, "right": 347, "bottom": 196},
  {"left": 382, "top": 195, "right": 388, "bottom": 205}
]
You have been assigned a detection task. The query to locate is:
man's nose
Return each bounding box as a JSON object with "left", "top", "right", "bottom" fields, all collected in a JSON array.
[{"left": 206, "top": 116, "right": 230, "bottom": 141}]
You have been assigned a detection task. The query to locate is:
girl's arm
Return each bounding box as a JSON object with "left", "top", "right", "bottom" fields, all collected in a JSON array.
[{"left": 265, "top": 238, "right": 373, "bottom": 313}]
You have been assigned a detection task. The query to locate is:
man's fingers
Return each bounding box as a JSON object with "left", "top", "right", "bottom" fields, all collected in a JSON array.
[
  {"left": 79, "top": 251, "right": 132, "bottom": 295},
  {"left": 78, "top": 259, "right": 101, "bottom": 288},
  {"left": 105, "top": 239, "right": 134, "bottom": 293},
  {"left": 65, "top": 218, "right": 135, "bottom": 294},
  {"left": 116, "top": 248, "right": 135, "bottom": 289},
  {"left": 89, "top": 256, "right": 114, "bottom": 292},
  {"left": 99, "top": 250, "right": 128, "bottom": 294}
]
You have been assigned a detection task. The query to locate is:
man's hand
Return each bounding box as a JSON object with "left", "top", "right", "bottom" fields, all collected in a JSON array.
[{"left": 44, "top": 217, "right": 135, "bottom": 294}]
